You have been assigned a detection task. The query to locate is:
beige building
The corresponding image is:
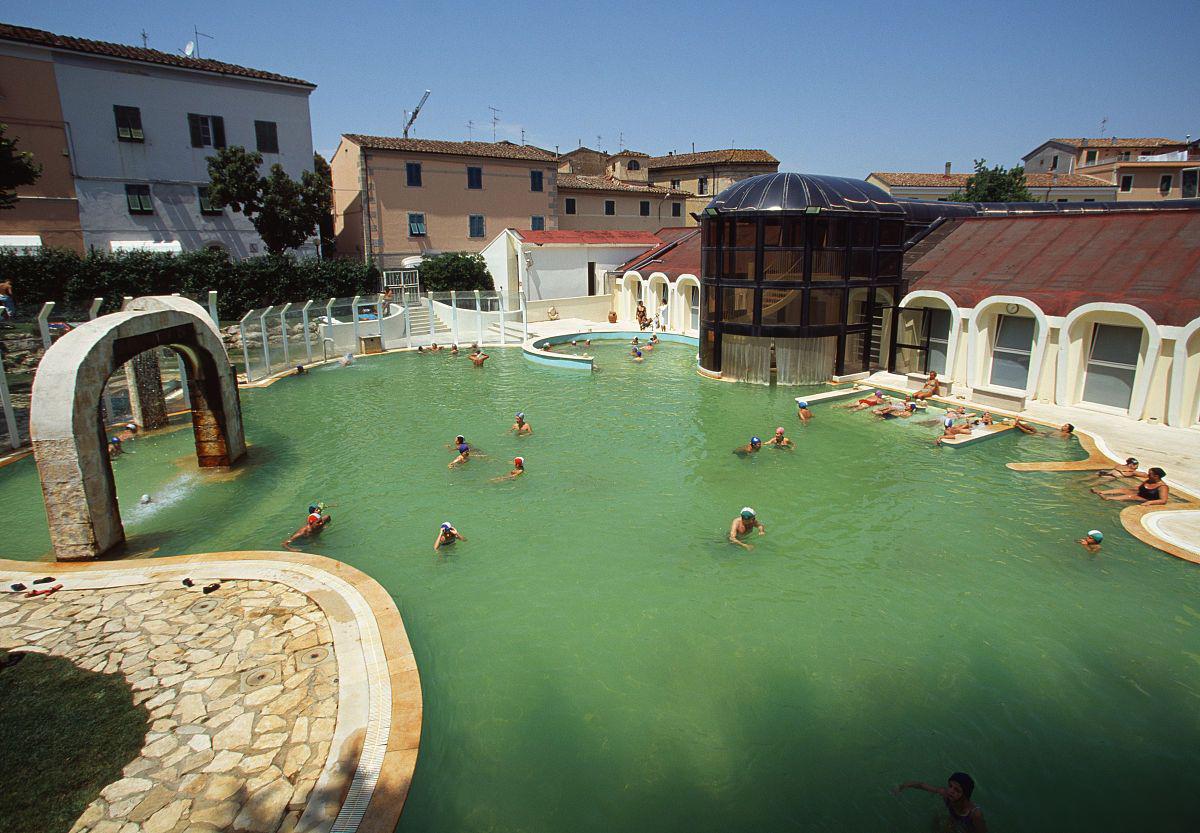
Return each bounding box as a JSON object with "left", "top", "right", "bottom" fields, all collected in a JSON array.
[
  {"left": 557, "top": 175, "right": 689, "bottom": 231},
  {"left": 330, "top": 135, "right": 559, "bottom": 268},
  {"left": 645, "top": 149, "right": 779, "bottom": 221},
  {"left": 867, "top": 165, "right": 1117, "bottom": 202},
  {"left": 1022, "top": 137, "right": 1199, "bottom": 201}
]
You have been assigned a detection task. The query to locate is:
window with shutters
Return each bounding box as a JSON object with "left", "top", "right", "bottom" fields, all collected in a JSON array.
[
  {"left": 604, "top": 200, "right": 615, "bottom": 215},
  {"left": 530, "top": 170, "right": 543, "bottom": 192},
  {"left": 468, "top": 215, "right": 485, "bottom": 238},
  {"left": 698, "top": 176, "right": 708, "bottom": 195},
  {"left": 254, "top": 120, "right": 279, "bottom": 153},
  {"left": 531, "top": 215, "right": 545, "bottom": 231},
  {"left": 564, "top": 198, "right": 576, "bottom": 215},
  {"left": 408, "top": 213, "right": 427, "bottom": 236},
  {"left": 114, "top": 106, "right": 144, "bottom": 142},
  {"left": 198, "top": 186, "right": 222, "bottom": 216},
  {"left": 467, "top": 166, "right": 482, "bottom": 189},
  {"left": 406, "top": 162, "right": 422, "bottom": 187},
  {"left": 125, "top": 184, "right": 153, "bottom": 214},
  {"left": 187, "top": 113, "right": 226, "bottom": 148}
]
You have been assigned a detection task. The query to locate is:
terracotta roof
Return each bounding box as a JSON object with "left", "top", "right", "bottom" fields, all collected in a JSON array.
[
  {"left": 616, "top": 229, "right": 701, "bottom": 280},
  {"left": 514, "top": 230, "right": 662, "bottom": 246},
  {"left": 645, "top": 149, "right": 779, "bottom": 170},
  {"left": 344, "top": 135, "right": 558, "bottom": 161},
  {"left": 0, "top": 22, "right": 314, "bottom": 87},
  {"left": 1048, "top": 137, "right": 1183, "bottom": 149},
  {"left": 870, "top": 171, "right": 1114, "bottom": 188},
  {"left": 907, "top": 210, "right": 1200, "bottom": 326},
  {"left": 611, "top": 150, "right": 650, "bottom": 158},
  {"left": 557, "top": 174, "right": 691, "bottom": 196}
]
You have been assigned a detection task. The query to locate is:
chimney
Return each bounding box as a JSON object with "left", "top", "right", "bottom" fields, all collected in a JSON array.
[
  {"left": 1081, "top": 138, "right": 1088, "bottom": 147},
  {"left": 944, "top": 162, "right": 952, "bottom": 176},
  {"left": 1110, "top": 136, "right": 1117, "bottom": 146}
]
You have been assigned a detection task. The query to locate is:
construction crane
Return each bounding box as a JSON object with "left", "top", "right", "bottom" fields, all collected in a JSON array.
[{"left": 402, "top": 90, "right": 431, "bottom": 139}]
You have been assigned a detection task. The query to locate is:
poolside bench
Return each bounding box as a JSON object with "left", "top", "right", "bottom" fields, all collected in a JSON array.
[{"left": 968, "top": 384, "right": 1027, "bottom": 412}]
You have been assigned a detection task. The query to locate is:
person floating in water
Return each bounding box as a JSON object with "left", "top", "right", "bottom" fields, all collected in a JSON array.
[
  {"left": 434, "top": 522, "right": 467, "bottom": 551},
  {"left": 283, "top": 510, "right": 332, "bottom": 552},
  {"left": 795, "top": 399, "right": 813, "bottom": 424},
  {"left": 893, "top": 772, "right": 987, "bottom": 833},
  {"left": 765, "top": 427, "right": 794, "bottom": 449},
  {"left": 1091, "top": 466, "right": 1168, "bottom": 505},
  {"left": 470, "top": 349, "right": 490, "bottom": 367},
  {"left": 338, "top": 352, "right": 355, "bottom": 367},
  {"left": 845, "top": 390, "right": 888, "bottom": 411},
  {"left": 492, "top": 456, "right": 525, "bottom": 482},
  {"left": 1096, "top": 457, "right": 1141, "bottom": 480},
  {"left": 631, "top": 347, "right": 644, "bottom": 362},
  {"left": 728, "top": 507, "right": 765, "bottom": 550},
  {"left": 875, "top": 401, "right": 918, "bottom": 419},
  {"left": 734, "top": 436, "right": 763, "bottom": 456},
  {"left": 448, "top": 443, "right": 472, "bottom": 469},
  {"left": 512, "top": 413, "right": 532, "bottom": 435},
  {"left": 1008, "top": 416, "right": 1037, "bottom": 434},
  {"left": 1077, "top": 529, "right": 1103, "bottom": 552}
]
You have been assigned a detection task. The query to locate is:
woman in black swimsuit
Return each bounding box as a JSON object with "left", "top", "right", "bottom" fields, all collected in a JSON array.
[
  {"left": 1092, "top": 466, "right": 1169, "bottom": 505},
  {"left": 894, "top": 771, "right": 987, "bottom": 831}
]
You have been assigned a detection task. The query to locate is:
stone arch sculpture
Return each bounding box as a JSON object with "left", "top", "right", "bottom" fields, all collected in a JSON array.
[{"left": 31, "top": 296, "right": 246, "bottom": 560}]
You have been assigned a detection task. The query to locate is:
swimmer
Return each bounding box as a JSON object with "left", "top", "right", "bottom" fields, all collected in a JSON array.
[
  {"left": 1008, "top": 416, "right": 1037, "bottom": 434},
  {"left": 649, "top": 334, "right": 660, "bottom": 345},
  {"left": 1077, "top": 529, "right": 1103, "bottom": 553},
  {"left": 631, "top": 337, "right": 640, "bottom": 346},
  {"left": 470, "top": 350, "right": 489, "bottom": 367},
  {"left": 416, "top": 346, "right": 425, "bottom": 354},
  {"left": 139, "top": 494, "right": 152, "bottom": 505},
  {"left": 584, "top": 339, "right": 592, "bottom": 347},
  {"left": 733, "top": 436, "right": 763, "bottom": 456},
  {"left": 728, "top": 507, "right": 765, "bottom": 550},
  {"left": 447, "top": 434, "right": 467, "bottom": 451},
  {"left": 1058, "top": 422, "right": 1075, "bottom": 437},
  {"left": 912, "top": 370, "right": 940, "bottom": 400},
  {"left": 116, "top": 422, "right": 139, "bottom": 441},
  {"left": 765, "top": 427, "right": 794, "bottom": 448},
  {"left": 795, "top": 399, "right": 813, "bottom": 424},
  {"left": 108, "top": 435, "right": 123, "bottom": 456},
  {"left": 434, "top": 522, "right": 467, "bottom": 551},
  {"left": 875, "top": 401, "right": 918, "bottom": 419},
  {"left": 571, "top": 340, "right": 578, "bottom": 347},
  {"left": 846, "top": 390, "right": 888, "bottom": 411},
  {"left": 893, "top": 772, "right": 986, "bottom": 833},
  {"left": 450, "top": 344, "right": 459, "bottom": 356},
  {"left": 283, "top": 513, "right": 331, "bottom": 552},
  {"left": 511, "top": 413, "right": 532, "bottom": 435},
  {"left": 1097, "top": 457, "right": 1141, "bottom": 479},
  {"left": 491, "top": 456, "right": 525, "bottom": 482},
  {"left": 338, "top": 352, "right": 354, "bottom": 367},
  {"left": 1091, "top": 467, "right": 1168, "bottom": 505},
  {"left": 429, "top": 342, "right": 441, "bottom": 353},
  {"left": 294, "top": 364, "right": 307, "bottom": 375},
  {"left": 631, "top": 348, "right": 644, "bottom": 362},
  {"left": 448, "top": 443, "right": 471, "bottom": 468}
]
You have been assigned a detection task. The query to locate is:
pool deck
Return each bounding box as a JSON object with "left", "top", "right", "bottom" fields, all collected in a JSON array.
[{"left": 0, "top": 551, "right": 420, "bottom": 833}]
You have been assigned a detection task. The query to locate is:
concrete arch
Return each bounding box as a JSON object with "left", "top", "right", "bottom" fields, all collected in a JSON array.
[
  {"left": 1055, "top": 302, "right": 1161, "bottom": 417},
  {"left": 645, "top": 272, "right": 670, "bottom": 327},
  {"left": 966, "top": 295, "right": 1049, "bottom": 397},
  {"left": 899, "top": 290, "right": 963, "bottom": 379},
  {"left": 1167, "top": 316, "right": 1200, "bottom": 427},
  {"left": 618, "top": 271, "right": 644, "bottom": 322},
  {"left": 674, "top": 275, "right": 701, "bottom": 335},
  {"left": 31, "top": 296, "right": 246, "bottom": 560}
]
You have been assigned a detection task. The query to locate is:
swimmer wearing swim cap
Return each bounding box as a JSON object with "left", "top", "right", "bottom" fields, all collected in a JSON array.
[
  {"left": 766, "top": 427, "right": 794, "bottom": 449},
  {"left": 631, "top": 347, "right": 644, "bottom": 361},
  {"left": 512, "top": 412, "right": 532, "bottom": 435},
  {"left": 435, "top": 521, "right": 467, "bottom": 551},
  {"left": 729, "top": 507, "right": 766, "bottom": 550},
  {"left": 1077, "top": 529, "right": 1103, "bottom": 553},
  {"left": 734, "top": 436, "right": 763, "bottom": 456},
  {"left": 448, "top": 442, "right": 472, "bottom": 469},
  {"left": 493, "top": 456, "right": 526, "bottom": 482},
  {"left": 795, "top": 398, "right": 813, "bottom": 424}
]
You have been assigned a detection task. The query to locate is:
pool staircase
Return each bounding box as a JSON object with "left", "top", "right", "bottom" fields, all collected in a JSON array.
[
  {"left": 488, "top": 321, "right": 526, "bottom": 341},
  {"left": 406, "top": 304, "right": 452, "bottom": 340}
]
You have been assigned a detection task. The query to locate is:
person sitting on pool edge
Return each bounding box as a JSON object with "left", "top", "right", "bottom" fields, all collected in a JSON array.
[
  {"left": 492, "top": 457, "right": 525, "bottom": 482},
  {"left": 448, "top": 442, "right": 472, "bottom": 469},
  {"left": 846, "top": 390, "right": 888, "bottom": 411},
  {"left": 293, "top": 364, "right": 307, "bottom": 375},
  {"left": 470, "top": 349, "right": 489, "bottom": 367},
  {"left": 1096, "top": 457, "right": 1141, "bottom": 480},
  {"left": 893, "top": 772, "right": 987, "bottom": 833},
  {"left": 283, "top": 512, "right": 332, "bottom": 552},
  {"left": 765, "top": 427, "right": 794, "bottom": 449},
  {"left": 734, "top": 436, "right": 763, "bottom": 456},
  {"left": 912, "top": 370, "right": 940, "bottom": 400},
  {"left": 729, "top": 507, "right": 765, "bottom": 550},
  {"left": 512, "top": 413, "right": 532, "bottom": 435},
  {"left": 1077, "top": 529, "right": 1103, "bottom": 553},
  {"left": 1091, "top": 467, "right": 1169, "bottom": 505},
  {"left": 795, "top": 399, "right": 813, "bottom": 424},
  {"left": 434, "top": 522, "right": 467, "bottom": 551}
]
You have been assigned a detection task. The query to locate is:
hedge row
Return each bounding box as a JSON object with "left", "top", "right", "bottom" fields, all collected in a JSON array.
[{"left": 0, "top": 248, "right": 379, "bottom": 321}]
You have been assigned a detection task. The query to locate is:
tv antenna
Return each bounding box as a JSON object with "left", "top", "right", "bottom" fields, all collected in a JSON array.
[
  {"left": 402, "top": 89, "right": 431, "bottom": 139},
  {"left": 140, "top": 29, "right": 149, "bottom": 48},
  {"left": 1099, "top": 115, "right": 1108, "bottom": 137},
  {"left": 618, "top": 131, "right": 624, "bottom": 151},
  {"left": 487, "top": 106, "right": 500, "bottom": 142},
  {"left": 183, "top": 25, "right": 213, "bottom": 57},
  {"left": 520, "top": 128, "right": 526, "bottom": 146},
  {"left": 466, "top": 120, "right": 475, "bottom": 140},
  {"left": 596, "top": 134, "right": 602, "bottom": 152}
]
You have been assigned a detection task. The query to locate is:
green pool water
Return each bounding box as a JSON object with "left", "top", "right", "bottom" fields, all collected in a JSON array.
[{"left": 2, "top": 344, "right": 1198, "bottom": 833}]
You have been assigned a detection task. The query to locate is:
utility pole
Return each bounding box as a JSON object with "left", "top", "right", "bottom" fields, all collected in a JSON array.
[
  {"left": 619, "top": 131, "right": 624, "bottom": 151},
  {"left": 488, "top": 106, "right": 500, "bottom": 142}
]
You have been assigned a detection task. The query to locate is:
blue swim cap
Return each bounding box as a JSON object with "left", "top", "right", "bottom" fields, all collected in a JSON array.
[
  {"left": 309, "top": 504, "right": 319, "bottom": 514},
  {"left": 458, "top": 443, "right": 469, "bottom": 453},
  {"left": 110, "top": 436, "right": 120, "bottom": 444},
  {"left": 635, "top": 349, "right": 642, "bottom": 357},
  {"left": 796, "top": 400, "right": 809, "bottom": 408},
  {"left": 751, "top": 436, "right": 761, "bottom": 444}
]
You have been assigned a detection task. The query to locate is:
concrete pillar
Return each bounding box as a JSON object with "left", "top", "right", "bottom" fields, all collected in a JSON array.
[{"left": 124, "top": 350, "right": 169, "bottom": 430}]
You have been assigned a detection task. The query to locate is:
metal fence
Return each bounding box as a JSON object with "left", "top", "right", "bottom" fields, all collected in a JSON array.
[{"left": 236, "top": 290, "right": 528, "bottom": 382}]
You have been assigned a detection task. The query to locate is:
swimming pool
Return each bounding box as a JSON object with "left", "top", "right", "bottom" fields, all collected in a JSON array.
[{"left": 2, "top": 343, "right": 1197, "bottom": 832}]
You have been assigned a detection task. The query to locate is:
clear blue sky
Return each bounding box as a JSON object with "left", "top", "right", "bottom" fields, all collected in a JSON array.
[{"left": 8, "top": 0, "right": 1198, "bottom": 176}]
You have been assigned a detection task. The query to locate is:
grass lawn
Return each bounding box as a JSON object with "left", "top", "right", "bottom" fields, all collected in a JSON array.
[{"left": 0, "top": 650, "right": 149, "bottom": 833}]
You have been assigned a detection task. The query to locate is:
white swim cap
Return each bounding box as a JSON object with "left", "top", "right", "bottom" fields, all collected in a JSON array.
[
  {"left": 740, "top": 507, "right": 755, "bottom": 518},
  {"left": 139, "top": 494, "right": 151, "bottom": 504},
  {"left": 1087, "top": 529, "right": 1103, "bottom": 542},
  {"left": 441, "top": 522, "right": 453, "bottom": 531}
]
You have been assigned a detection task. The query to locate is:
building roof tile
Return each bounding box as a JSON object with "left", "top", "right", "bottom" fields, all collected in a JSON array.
[
  {"left": 908, "top": 210, "right": 1200, "bottom": 326},
  {"left": 515, "top": 230, "right": 663, "bottom": 246},
  {"left": 0, "top": 22, "right": 314, "bottom": 87},
  {"left": 616, "top": 229, "right": 701, "bottom": 280},
  {"left": 557, "top": 174, "right": 691, "bottom": 196},
  {"left": 343, "top": 135, "right": 558, "bottom": 161},
  {"left": 645, "top": 149, "right": 779, "bottom": 169},
  {"left": 1048, "top": 137, "right": 1183, "bottom": 149},
  {"left": 870, "top": 171, "right": 1114, "bottom": 188}
]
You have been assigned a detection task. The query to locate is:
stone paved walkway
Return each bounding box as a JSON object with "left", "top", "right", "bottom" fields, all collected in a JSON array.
[{"left": 0, "top": 579, "right": 338, "bottom": 833}]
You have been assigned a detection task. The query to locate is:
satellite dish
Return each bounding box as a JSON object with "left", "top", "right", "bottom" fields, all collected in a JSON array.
[{"left": 184, "top": 41, "right": 195, "bottom": 57}]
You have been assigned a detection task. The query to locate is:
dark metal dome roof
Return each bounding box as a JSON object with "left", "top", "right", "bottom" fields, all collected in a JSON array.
[{"left": 706, "top": 172, "right": 907, "bottom": 215}]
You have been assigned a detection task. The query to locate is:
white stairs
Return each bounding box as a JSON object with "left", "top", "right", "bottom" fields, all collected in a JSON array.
[{"left": 406, "top": 305, "right": 452, "bottom": 339}]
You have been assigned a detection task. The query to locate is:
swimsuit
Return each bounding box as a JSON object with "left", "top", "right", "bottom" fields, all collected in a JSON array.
[
  {"left": 1138, "top": 482, "right": 1160, "bottom": 501},
  {"left": 944, "top": 799, "right": 980, "bottom": 832}
]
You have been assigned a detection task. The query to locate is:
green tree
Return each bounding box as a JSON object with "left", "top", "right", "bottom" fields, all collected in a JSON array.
[
  {"left": 948, "top": 159, "right": 1035, "bottom": 203},
  {"left": 0, "top": 123, "right": 42, "bottom": 209},
  {"left": 206, "top": 147, "right": 331, "bottom": 254},
  {"left": 418, "top": 252, "right": 493, "bottom": 292},
  {"left": 313, "top": 152, "right": 336, "bottom": 257}
]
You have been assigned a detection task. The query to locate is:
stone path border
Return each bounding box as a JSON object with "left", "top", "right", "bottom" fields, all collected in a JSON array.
[{"left": 0, "top": 551, "right": 421, "bottom": 833}]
